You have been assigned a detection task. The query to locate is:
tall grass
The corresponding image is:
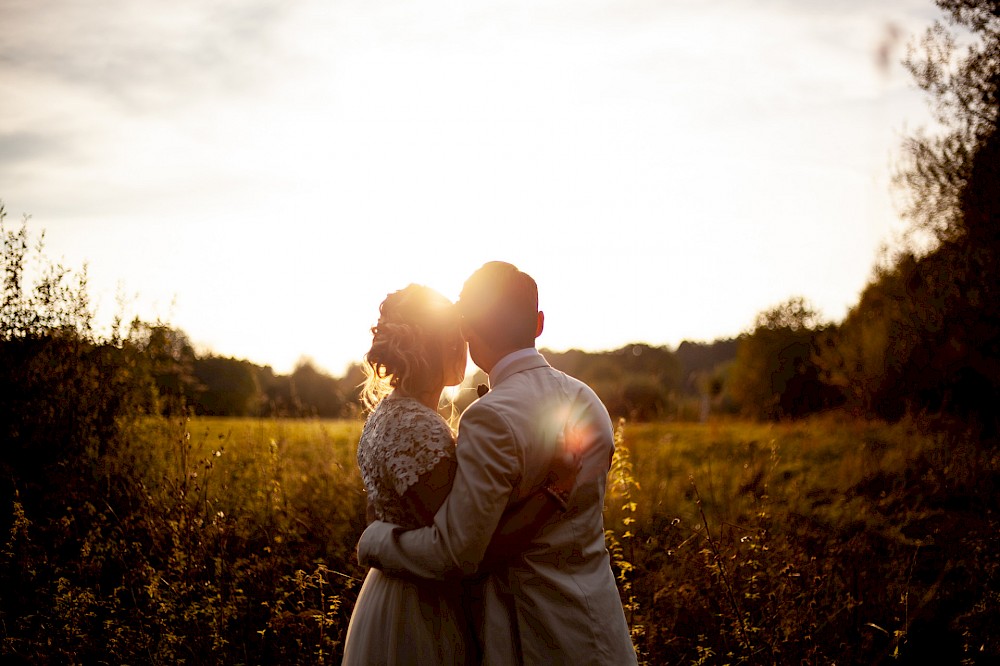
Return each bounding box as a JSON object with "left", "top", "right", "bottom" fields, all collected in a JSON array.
[
  {"left": 617, "top": 416, "right": 1000, "bottom": 664},
  {"left": 3, "top": 416, "right": 368, "bottom": 664},
  {"left": 6, "top": 209, "right": 996, "bottom": 662},
  {"left": 3, "top": 414, "right": 998, "bottom": 663}
]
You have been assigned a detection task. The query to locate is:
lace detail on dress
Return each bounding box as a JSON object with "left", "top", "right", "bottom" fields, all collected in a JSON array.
[{"left": 357, "top": 396, "right": 456, "bottom": 527}]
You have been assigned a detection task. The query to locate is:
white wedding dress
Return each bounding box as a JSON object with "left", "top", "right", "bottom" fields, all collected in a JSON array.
[{"left": 342, "top": 396, "right": 472, "bottom": 665}]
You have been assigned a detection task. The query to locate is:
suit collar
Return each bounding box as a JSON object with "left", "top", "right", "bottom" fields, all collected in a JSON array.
[{"left": 489, "top": 348, "right": 549, "bottom": 388}]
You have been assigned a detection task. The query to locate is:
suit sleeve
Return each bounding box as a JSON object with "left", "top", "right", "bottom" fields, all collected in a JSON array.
[{"left": 357, "top": 403, "right": 519, "bottom": 580}]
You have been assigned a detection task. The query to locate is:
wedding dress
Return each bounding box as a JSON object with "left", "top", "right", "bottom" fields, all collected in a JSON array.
[{"left": 341, "top": 395, "right": 472, "bottom": 665}]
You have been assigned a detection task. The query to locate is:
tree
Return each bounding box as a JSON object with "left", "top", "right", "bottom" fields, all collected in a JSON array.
[
  {"left": 0, "top": 206, "right": 152, "bottom": 509},
  {"left": 290, "top": 359, "right": 345, "bottom": 418},
  {"left": 896, "top": 1, "right": 999, "bottom": 247},
  {"left": 820, "top": 3, "right": 1000, "bottom": 428},
  {"left": 882, "top": 1, "right": 1000, "bottom": 431},
  {"left": 1, "top": 204, "right": 91, "bottom": 340},
  {"left": 193, "top": 356, "right": 262, "bottom": 416},
  {"left": 814, "top": 262, "right": 907, "bottom": 419},
  {"left": 544, "top": 344, "right": 683, "bottom": 421},
  {"left": 130, "top": 323, "right": 199, "bottom": 415},
  {"left": 729, "top": 298, "right": 841, "bottom": 420}
]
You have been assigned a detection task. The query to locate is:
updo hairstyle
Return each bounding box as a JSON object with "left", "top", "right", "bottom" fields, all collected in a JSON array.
[{"left": 361, "top": 284, "right": 462, "bottom": 411}]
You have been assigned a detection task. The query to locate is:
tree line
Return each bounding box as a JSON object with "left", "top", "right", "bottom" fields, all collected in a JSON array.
[
  {"left": 130, "top": 325, "right": 367, "bottom": 419},
  {"left": 39, "top": 0, "right": 1000, "bottom": 433},
  {"left": 86, "top": 321, "right": 743, "bottom": 423},
  {"left": 727, "top": 2, "right": 999, "bottom": 438}
]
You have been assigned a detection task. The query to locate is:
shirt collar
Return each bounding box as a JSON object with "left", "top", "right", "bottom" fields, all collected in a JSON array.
[{"left": 488, "top": 347, "right": 539, "bottom": 385}]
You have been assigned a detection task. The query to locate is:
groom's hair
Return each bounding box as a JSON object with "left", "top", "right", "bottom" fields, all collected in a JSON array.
[{"left": 458, "top": 261, "right": 538, "bottom": 350}]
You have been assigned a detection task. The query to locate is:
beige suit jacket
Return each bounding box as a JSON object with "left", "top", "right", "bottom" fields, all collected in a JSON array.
[{"left": 358, "top": 351, "right": 637, "bottom": 665}]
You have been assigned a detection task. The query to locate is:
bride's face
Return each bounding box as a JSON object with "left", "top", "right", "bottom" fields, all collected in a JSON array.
[{"left": 442, "top": 335, "right": 468, "bottom": 387}]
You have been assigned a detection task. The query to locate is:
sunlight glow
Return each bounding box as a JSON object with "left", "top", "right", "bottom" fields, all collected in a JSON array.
[{"left": 1, "top": 0, "right": 939, "bottom": 375}]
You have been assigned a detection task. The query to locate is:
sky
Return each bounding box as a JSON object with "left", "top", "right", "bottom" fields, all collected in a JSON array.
[{"left": 1, "top": 0, "right": 943, "bottom": 376}]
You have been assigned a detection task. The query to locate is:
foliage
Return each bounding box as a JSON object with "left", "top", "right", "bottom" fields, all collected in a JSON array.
[
  {"left": 818, "top": 247, "right": 999, "bottom": 427},
  {"left": 619, "top": 417, "right": 1000, "bottom": 664},
  {"left": 674, "top": 338, "right": 741, "bottom": 418},
  {"left": 605, "top": 419, "right": 643, "bottom": 661},
  {"left": 194, "top": 355, "right": 263, "bottom": 416},
  {"left": 817, "top": 0, "right": 1000, "bottom": 431},
  {"left": 191, "top": 356, "right": 361, "bottom": 419},
  {"left": 722, "top": 2, "right": 1000, "bottom": 427},
  {"left": 1, "top": 205, "right": 91, "bottom": 340},
  {"left": 7, "top": 414, "right": 996, "bottom": 664},
  {"left": 729, "top": 297, "right": 842, "bottom": 420},
  {"left": 674, "top": 338, "right": 740, "bottom": 381},
  {"left": 1, "top": 209, "right": 370, "bottom": 663},
  {"left": 895, "top": 0, "right": 999, "bottom": 246},
  {"left": 130, "top": 322, "right": 200, "bottom": 415},
  {"left": 289, "top": 359, "right": 349, "bottom": 418},
  {"left": 1, "top": 206, "right": 146, "bottom": 508},
  {"left": 545, "top": 344, "right": 685, "bottom": 421},
  {"left": 2, "top": 417, "right": 367, "bottom": 665}
]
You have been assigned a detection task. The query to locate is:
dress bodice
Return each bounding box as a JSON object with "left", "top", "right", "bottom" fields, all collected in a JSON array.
[{"left": 357, "top": 396, "right": 456, "bottom": 529}]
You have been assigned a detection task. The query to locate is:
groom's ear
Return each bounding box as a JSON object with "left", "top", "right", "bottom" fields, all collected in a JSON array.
[{"left": 535, "top": 311, "right": 544, "bottom": 338}]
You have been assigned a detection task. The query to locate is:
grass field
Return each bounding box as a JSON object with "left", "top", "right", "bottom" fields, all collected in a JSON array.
[
  {"left": 5, "top": 415, "right": 998, "bottom": 664},
  {"left": 607, "top": 417, "right": 1000, "bottom": 663}
]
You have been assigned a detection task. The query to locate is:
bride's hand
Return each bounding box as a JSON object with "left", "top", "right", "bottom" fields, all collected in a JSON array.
[{"left": 544, "top": 426, "right": 583, "bottom": 507}]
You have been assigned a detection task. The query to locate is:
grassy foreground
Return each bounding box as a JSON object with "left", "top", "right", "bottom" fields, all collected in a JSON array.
[
  {"left": 3, "top": 415, "right": 998, "bottom": 664},
  {"left": 608, "top": 417, "right": 999, "bottom": 663}
]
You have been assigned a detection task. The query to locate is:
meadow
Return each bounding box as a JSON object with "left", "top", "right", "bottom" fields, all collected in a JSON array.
[
  {"left": 608, "top": 417, "right": 999, "bottom": 663},
  {"left": 4, "top": 415, "right": 998, "bottom": 664}
]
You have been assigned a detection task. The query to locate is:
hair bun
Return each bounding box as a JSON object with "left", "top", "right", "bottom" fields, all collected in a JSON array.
[
  {"left": 360, "top": 284, "right": 460, "bottom": 411},
  {"left": 367, "top": 320, "right": 419, "bottom": 375}
]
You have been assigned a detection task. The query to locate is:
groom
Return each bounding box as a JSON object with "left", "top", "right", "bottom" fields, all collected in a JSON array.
[{"left": 357, "top": 261, "right": 637, "bottom": 665}]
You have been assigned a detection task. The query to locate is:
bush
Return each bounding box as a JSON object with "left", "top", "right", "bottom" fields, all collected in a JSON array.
[{"left": 1, "top": 207, "right": 368, "bottom": 663}]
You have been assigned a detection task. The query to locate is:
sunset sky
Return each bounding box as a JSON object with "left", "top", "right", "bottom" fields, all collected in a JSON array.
[{"left": 2, "top": 0, "right": 942, "bottom": 376}]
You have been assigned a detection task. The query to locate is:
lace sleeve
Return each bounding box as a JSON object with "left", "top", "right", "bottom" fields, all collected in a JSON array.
[
  {"left": 383, "top": 406, "right": 456, "bottom": 496},
  {"left": 357, "top": 397, "right": 458, "bottom": 525}
]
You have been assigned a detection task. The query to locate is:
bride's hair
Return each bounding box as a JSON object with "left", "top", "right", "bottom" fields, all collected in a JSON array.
[{"left": 361, "top": 284, "right": 461, "bottom": 411}]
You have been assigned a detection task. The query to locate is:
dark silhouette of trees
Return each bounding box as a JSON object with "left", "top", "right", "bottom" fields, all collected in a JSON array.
[
  {"left": 130, "top": 323, "right": 199, "bottom": 415},
  {"left": 729, "top": 298, "right": 842, "bottom": 420},
  {"left": 187, "top": 357, "right": 354, "bottom": 418},
  {"left": 814, "top": 262, "right": 911, "bottom": 419},
  {"left": 0, "top": 206, "right": 153, "bottom": 513},
  {"left": 193, "top": 355, "right": 262, "bottom": 416},
  {"left": 673, "top": 338, "right": 740, "bottom": 418},
  {"left": 544, "top": 344, "right": 683, "bottom": 420},
  {"left": 288, "top": 359, "right": 347, "bottom": 418},
  {"left": 816, "top": 1, "right": 1000, "bottom": 432},
  {"left": 895, "top": 1, "right": 1000, "bottom": 246},
  {"left": 675, "top": 338, "right": 739, "bottom": 387}
]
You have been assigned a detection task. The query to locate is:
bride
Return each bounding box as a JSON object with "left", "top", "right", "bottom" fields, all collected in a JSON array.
[{"left": 342, "top": 284, "right": 572, "bottom": 665}]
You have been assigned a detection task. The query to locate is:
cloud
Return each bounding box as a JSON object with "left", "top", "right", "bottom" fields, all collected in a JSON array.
[
  {"left": 0, "top": 131, "right": 62, "bottom": 163},
  {"left": 0, "top": 1, "right": 312, "bottom": 224},
  {"left": 14, "top": 0, "right": 283, "bottom": 98},
  {"left": 1, "top": 0, "right": 294, "bottom": 111},
  {"left": 0, "top": 0, "right": 946, "bottom": 373}
]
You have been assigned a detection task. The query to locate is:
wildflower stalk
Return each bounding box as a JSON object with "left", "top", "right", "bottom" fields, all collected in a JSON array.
[
  {"left": 607, "top": 418, "right": 643, "bottom": 659},
  {"left": 691, "top": 477, "right": 753, "bottom": 657}
]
